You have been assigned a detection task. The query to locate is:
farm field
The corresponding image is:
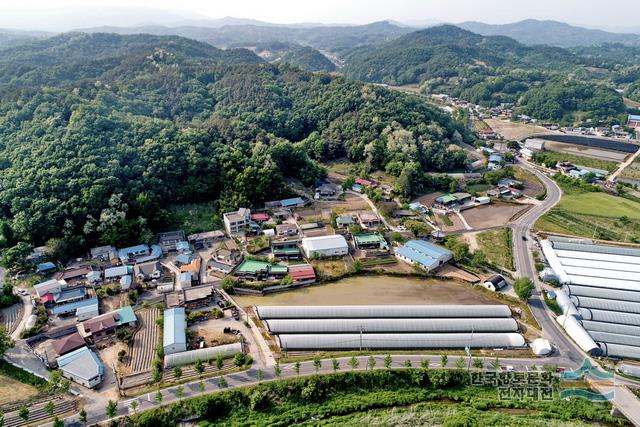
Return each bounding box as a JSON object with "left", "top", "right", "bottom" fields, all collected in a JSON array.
[
  {"left": 0, "top": 374, "right": 39, "bottom": 405},
  {"left": 462, "top": 203, "right": 529, "bottom": 229},
  {"left": 476, "top": 228, "right": 514, "bottom": 271},
  {"left": 513, "top": 166, "right": 545, "bottom": 198},
  {"left": 536, "top": 190, "right": 640, "bottom": 242}
]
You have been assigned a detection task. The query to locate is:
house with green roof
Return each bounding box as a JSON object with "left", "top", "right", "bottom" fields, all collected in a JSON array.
[{"left": 353, "top": 233, "right": 389, "bottom": 251}]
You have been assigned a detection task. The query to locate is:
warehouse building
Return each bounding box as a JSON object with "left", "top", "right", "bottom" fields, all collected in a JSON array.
[
  {"left": 395, "top": 240, "right": 453, "bottom": 272},
  {"left": 163, "top": 307, "right": 187, "bottom": 355},
  {"left": 257, "top": 304, "right": 524, "bottom": 351},
  {"left": 301, "top": 235, "right": 348, "bottom": 258}
]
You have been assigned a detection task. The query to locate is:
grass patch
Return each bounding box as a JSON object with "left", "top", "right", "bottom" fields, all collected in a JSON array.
[
  {"left": 130, "top": 370, "right": 621, "bottom": 427},
  {"left": 465, "top": 183, "right": 492, "bottom": 194},
  {"left": 0, "top": 374, "right": 40, "bottom": 406},
  {"left": 557, "top": 192, "right": 640, "bottom": 219},
  {"left": 536, "top": 150, "right": 618, "bottom": 173},
  {"left": 544, "top": 294, "right": 563, "bottom": 316},
  {"left": 476, "top": 228, "right": 514, "bottom": 271},
  {"left": 439, "top": 214, "right": 453, "bottom": 226},
  {"left": 167, "top": 202, "right": 220, "bottom": 235}
]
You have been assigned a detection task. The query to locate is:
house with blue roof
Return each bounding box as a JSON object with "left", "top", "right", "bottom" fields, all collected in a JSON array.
[
  {"left": 394, "top": 240, "right": 453, "bottom": 272},
  {"left": 36, "top": 261, "right": 56, "bottom": 274},
  {"left": 163, "top": 307, "right": 187, "bottom": 355},
  {"left": 56, "top": 346, "right": 104, "bottom": 388}
]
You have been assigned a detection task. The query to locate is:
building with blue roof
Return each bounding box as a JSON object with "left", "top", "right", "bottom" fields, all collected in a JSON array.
[
  {"left": 114, "top": 306, "right": 137, "bottom": 327},
  {"left": 395, "top": 240, "right": 453, "bottom": 272},
  {"left": 52, "top": 297, "right": 99, "bottom": 317},
  {"left": 56, "top": 346, "right": 104, "bottom": 388},
  {"left": 163, "top": 307, "right": 187, "bottom": 355},
  {"left": 36, "top": 262, "right": 56, "bottom": 274},
  {"left": 280, "top": 197, "right": 305, "bottom": 208}
]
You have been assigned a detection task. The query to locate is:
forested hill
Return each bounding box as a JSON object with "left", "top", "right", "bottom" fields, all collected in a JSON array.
[
  {"left": 343, "top": 25, "right": 577, "bottom": 86},
  {"left": 253, "top": 42, "right": 336, "bottom": 72},
  {"left": 343, "top": 25, "right": 626, "bottom": 123},
  {"left": 0, "top": 32, "right": 468, "bottom": 257},
  {"left": 457, "top": 20, "right": 640, "bottom": 48}
]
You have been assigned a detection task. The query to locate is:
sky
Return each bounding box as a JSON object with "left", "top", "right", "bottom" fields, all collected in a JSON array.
[{"left": 1, "top": 0, "right": 638, "bottom": 32}]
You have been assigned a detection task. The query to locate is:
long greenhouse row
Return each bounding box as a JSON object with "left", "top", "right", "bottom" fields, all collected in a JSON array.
[
  {"left": 256, "top": 305, "right": 526, "bottom": 351},
  {"left": 542, "top": 238, "right": 640, "bottom": 360}
]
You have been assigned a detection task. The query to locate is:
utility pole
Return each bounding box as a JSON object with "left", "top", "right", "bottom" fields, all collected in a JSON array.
[{"left": 359, "top": 325, "right": 363, "bottom": 352}]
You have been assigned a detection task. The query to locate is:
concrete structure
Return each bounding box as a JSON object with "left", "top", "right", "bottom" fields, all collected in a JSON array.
[
  {"left": 395, "top": 240, "right": 453, "bottom": 272},
  {"left": 56, "top": 346, "right": 104, "bottom": 388},
  {"left": 163, "top": 307, "right": 187, "bottom": 355},
  {"left": 301, "top": 235, "right": 348, "bottom": 258},
  {"left": 223, "top": 208, "right": 251, "bottom": 235}
]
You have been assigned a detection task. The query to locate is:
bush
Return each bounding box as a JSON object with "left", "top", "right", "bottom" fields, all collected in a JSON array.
[{"left": 513, "top": 277, "right": 534, "bottom": 301}]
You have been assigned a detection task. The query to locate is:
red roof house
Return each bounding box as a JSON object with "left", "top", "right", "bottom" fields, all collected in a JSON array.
[
  {"left": 288, "top": 264, "right": 316, "bottom": 283},
  {"left": 251, "top": 213, "right": 271, "bottom": 222},
  {"left": 52, "top": 332, "right": 86, "bottom": 356}
]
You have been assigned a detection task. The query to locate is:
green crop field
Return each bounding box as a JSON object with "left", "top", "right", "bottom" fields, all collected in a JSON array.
[{"left": 557, "top": 192, "right": 640, "bottom": 219}]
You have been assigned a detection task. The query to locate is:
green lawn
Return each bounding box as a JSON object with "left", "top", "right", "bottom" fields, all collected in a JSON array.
[
  {"left": 556, "top": 192, "right": 640, "bottom": 219},
  {"left": 167, "top": 202, "right": 221, "bottom": 235},
  {"left": 536, "top": 190, "right": 640, "bottom": 242},
  {"left": 476, "top": 228, "right": 514, "bottom": 271},
  {"left": 465, "top": 183, "right": 492, "bottom": 194},
  {"left": 538, "top": 150, "right": 618, "bottom": 172}
]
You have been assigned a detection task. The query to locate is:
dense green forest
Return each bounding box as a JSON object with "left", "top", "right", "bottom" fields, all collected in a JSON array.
[
  {"left": 0, "top": 32, "right": 469, "bottom": 261},
  {"left": 343, "top": 25, "right": 631, "bottom": 123}
]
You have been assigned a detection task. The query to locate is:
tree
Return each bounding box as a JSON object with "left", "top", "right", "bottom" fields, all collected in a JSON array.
[
  {"left": 105, "top": 400, "right": 117, "bottom": 419},
  {"left": 1, "top": 242, "right": 33, "bottom": 272},
  {"left": 218, "top": 376, "right": 227, "bottom": 388},
  {"left": 45, "top": 401, "right": 55, "bottom": 417},
  {"left": 348, "top": 356, "right": 359, "bottom": 371},
  {"left": 198, "top": 381, "right": 205, "bottom": 393},
  {"left": 440, "top": 354, "right": 448, "bottom": 367},
  {"left": 216, "top": 352, "right": 224, "bottom": 370},
  {"left": 256, "top": 369, "right": 264, "bottom": 382},
  {"left": 18, "top": 406, "right": 29, "bottom": 422},
  {"left": 52, "top": 417, "right": 64, "bottom": 427},
  {"left": 473, "top": 358, "right": 484, "bottom": 369},
  {"left": 331, "top": 357, "right": 340, "bottom": 372},
  {"left": 491, "top": 357, "right": 501, "bottom": 371},
  {"left": 194, "top": 359, "right": 205, "bottom": 377},
  {"left": 384, "top": 354, "right": 393, "bottom": 369},
  {"left": 455, "top": 358, "right": 466, "bottom": 370},
  {"left": 421, "top": 359, "right": 430, "bottom": 369},
  {"left": 0, "top": 327, "right": 14, "bottom": 358},
  {"left": 78, "top": 409, "right": 87, "bottom": 424},
  {"left": 0, "top": 411, "right": 3, "bottom": 427},
  {"left": 367, "top": 356, "right": 376, "bottom": 370},
  {"left": 234, "top": 352, "right": 246, "bottom": 367},
  {"left": 513, "top": 277, "right": 534, "bottom": 301},
  {"left": 274, "top": 362, "right": 282, "bottom": 378},
  {"left": 154, "top": 390, "right": 163, "bottom": 403},
  {"left": 313, "top": 356, "right": 322, "bottom": 373},
  {"left": 404, "top": 359, "right": 412, "bottom": 368},
  {"left": 173, "top": 366, "right": 182, "bottom": 381},
  {"left": 128, "top": 401, "right": 138, "bottom": 414},
  {"left": 294, "top": 361, "right": 301, "bottom": 376}
]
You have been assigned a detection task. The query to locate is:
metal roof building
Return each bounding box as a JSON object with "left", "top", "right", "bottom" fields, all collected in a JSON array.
[
  {"left": 301, "top": 235, "right": 348, "bottom": 258},
  {"left": 257, "top": 305, "right": 512, "bottom": 319},
  {"left": 277, "top": 333, "right": 525, "bottom": 350},
  {"left": 264, "top": 318, "right": 518, "bottom": 334},
  {"left": 395, "top": 240, "right": 453, "bottom": 272},
  {"left": 56, "top": 346, "right": 104, "bottom": 388},
  {"left": 163, "top": 307, "right": 187, "bottom": 355}
]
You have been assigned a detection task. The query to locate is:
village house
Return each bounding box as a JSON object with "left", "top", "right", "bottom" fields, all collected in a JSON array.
[
  {"left": 336, "top": 214, "right": 356, "bottom": 229},
  {"left": 357, "top": 212, "right": 382, "bottom": 229},
  {"left": 187, "top": 230, "right": 225, "bottom": 248},
  {"left": 134, "top": 261, "right": 162, "bottom": 282},
  {"left": 223, "top": 208, "right": 251, "bottom": 235},
  {"left": 158, "top": 230, "right": 186, "bottom": 253},
  {"left": 275, "top": 223, "right": 299, "bottom": 237},
  {"left": 90, "top": 245, "right": 117, "bottom": 262}
]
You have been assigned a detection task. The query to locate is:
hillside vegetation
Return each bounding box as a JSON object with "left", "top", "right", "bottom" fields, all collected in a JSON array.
[
  {"left": 0, "top": 32, "right": 469, "bottom": 261},
  {"left": 343, "top": 25, "right": 628, "bottom": 123}
]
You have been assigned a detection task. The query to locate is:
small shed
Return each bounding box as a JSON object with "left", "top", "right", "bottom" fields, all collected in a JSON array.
[{"left": 482, "top": 275, "right": 508, "bottom": 292}]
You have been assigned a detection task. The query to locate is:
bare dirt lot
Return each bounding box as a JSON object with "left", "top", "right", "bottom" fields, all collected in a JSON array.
[
  {"left": 189, "top": 317, "right": 241, "bottom": 348},
  {"left": 485, "top": 118, "right": 550, "bottom": 141},
  {"left": 413, "top": 191, "right": 444, "bottom": 207},
  {"left": 434, "top": 212, "right": 465, "bottom": 232},
  {"left": 461, "top": 203, "right": 530, "bottom": 229}
]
